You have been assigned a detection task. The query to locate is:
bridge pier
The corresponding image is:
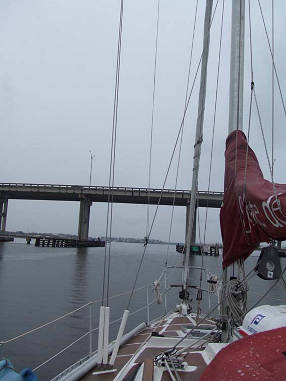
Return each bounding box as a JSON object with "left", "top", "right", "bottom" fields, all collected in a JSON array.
[
  {"left": 0, "top": 199, "right": 8, "bottom": 232},
  {"left": 191, "top": 206, "right": 197, "bottom": 244},
  {"left": 78, "top": 199, "right": 92, "bottom": 241},
  {"left": 185, "top": 203, "right": 197, "bottom": 247}
]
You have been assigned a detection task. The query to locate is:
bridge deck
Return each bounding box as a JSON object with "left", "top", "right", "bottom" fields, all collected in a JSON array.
[{"left": 0, "top": 183, "right": 223, "bottom": 207}]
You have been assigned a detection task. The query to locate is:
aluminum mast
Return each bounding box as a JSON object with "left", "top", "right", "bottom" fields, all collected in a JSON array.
[
  {"left": 229, "top": 0, "right": 245, "bottom": 133},
  {"left": 221, "top": 0, "right": 245, "bottom": 338},
  {"left": 183, "top": 0, "right": 213, "bottom": 290}
]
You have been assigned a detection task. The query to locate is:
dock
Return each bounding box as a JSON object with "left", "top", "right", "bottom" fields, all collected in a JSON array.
[
  {"left": 0, "top": 236, "right": 14, "bottom": 242},
  {"left": 176, "top": 243, "right": 220, "bottom": 256},
  {"left": 35, "top": 237, "right": 105, "bottom": 248}
]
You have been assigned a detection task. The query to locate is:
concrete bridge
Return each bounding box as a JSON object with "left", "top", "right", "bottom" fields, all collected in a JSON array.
[{"left": 0, "top": 183, "right": 223, "bottom": 242}]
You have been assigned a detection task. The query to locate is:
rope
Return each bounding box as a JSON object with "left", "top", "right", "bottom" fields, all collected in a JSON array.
[
  {"left": 103, "top": 0, "right": 124, "bottom": 307},
  {"left": 169, "top": 266, "right": 256, "bottom": 352},
  {"left": 126, "top": 0, "right": 220, "bottom": 311},
  {"left": 146, "top": 0, "right": 161, "bottom": 239},
  {"left": 179, "top": 264, "right": 286, "bottom": 358},
  {"left": 222, "top": 277, "right": 247, "bottom": 326}
]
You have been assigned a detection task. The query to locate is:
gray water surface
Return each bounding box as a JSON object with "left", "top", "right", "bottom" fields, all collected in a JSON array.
[{"left": 0, "top": 242, "right": 285, "bottom": 380}]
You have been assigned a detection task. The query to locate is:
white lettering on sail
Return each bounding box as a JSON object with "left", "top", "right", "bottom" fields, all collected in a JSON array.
[
  {"left": 239, "top": 194, "right": 266, "bottom": 234},
  {"left": 262, "top": 194, "right": 286, "bottom": 228},
  {"left": 239, "top": 193, "right": 286, "bottom": 234}
]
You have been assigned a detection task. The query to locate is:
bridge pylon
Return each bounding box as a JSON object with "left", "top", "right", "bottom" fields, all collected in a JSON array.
[
  {"left": 78, "top": 198, "right": 92, "bottom": 241},
  {"left": 0, "top": 199, "right": 8, "bottom": 232}
]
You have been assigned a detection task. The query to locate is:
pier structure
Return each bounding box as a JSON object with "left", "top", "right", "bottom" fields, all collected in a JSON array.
[{"left": 0, "top": 183, "right": 223, "bottom": 242}]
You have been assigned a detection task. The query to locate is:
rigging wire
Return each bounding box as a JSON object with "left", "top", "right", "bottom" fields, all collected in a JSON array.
[
  {"left": 146, "top": 0, "right": 161, "bottom": 241},
  {"left": 247, "top": 265, "right": 286, "bottom": 313},
  {"left": 256, "top": 0, "right": 286, "bottom": 120},
  {"left": 233, "top": 0, "right": 244, "bottom": 178},
  {"left": 271, "top": 0, "right": 275, "bottom": 178},
  {"left": 195, "top": 0, "right": 225, "bottom": 319},
  {"left": 163, "top": 266, "right": 257, "bottom": 353},
  {"left": 253, "top": 88, "right": 275, "bottom": 185},
  {"left": 240, "top": 0, "right": 254, "bottom": 243},
  {"left": 126, "top": 0, "right": 220, "bottom": 310},
  {"left": 164, "top": 0, "right": 199, "bottom": 267},
  {"left": 168, "top": 264, "right": 285, "bottom": 357},
  {"left": 202, "top": 0, "right": 225, "bottom": 246},
  {"left": 102, "top": 0, "right": 124, "bottom": 307}
]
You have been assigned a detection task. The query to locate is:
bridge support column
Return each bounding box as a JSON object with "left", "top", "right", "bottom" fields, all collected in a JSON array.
[
  {"left": 0, "top": 199, "right": 8, "bottom": 232},
  {"left": 185, "top": 203, "right": 197, "bottom": 247},
  {"left": 78, "top": 199, "right": 92, "bottom": 241},
  {"left": 185, "top": 203, "right": 190, "bottom": 248},
  {"left": 191, "top": 206, "right": 197, "bottom": 244}
]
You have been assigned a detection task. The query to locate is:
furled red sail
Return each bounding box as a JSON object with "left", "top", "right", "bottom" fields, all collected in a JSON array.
[
  {"left": 200, "top": 326, "right": 286, "bottom": 381},
  {"left": 220, "top": 130, "right": 286, "bottom": 268}
]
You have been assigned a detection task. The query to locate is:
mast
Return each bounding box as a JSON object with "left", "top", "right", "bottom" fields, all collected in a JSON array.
[
  {"left": 221, "top": 0, "right": 245, "bottom": 337},
  {"left": 229, "top": 0, "right": 245, "bottom": 133},
  {"left": 183, "top": 0, "right": 213, "bottom": 291}
]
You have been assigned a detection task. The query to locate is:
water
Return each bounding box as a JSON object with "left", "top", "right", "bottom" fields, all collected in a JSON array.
[{"left": 0, "top": 241, "right": 285, "bottom": 380}]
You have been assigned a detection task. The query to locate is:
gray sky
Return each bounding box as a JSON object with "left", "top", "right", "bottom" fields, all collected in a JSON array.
[{"left": 1, "top": 0, "right": 286, "bottom": 243}]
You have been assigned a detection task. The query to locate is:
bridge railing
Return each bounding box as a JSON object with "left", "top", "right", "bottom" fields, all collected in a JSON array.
[{"left": 0, "top": 183, "right": 223, "bottom": 197}]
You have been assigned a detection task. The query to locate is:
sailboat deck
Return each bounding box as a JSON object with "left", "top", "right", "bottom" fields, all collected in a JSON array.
[{"left": 80, "top": 313, "right": 217, "bottom": 381}]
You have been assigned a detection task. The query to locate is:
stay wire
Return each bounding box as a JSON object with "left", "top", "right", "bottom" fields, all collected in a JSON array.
[
  {"left": 247, "top": 265, "right": 286, "bottom": 313},
  {"left": 147, "top": 0, "right": 161, "bottom": 239},
  {"left": 271, "top": 0, "right": 274, "bottom": 179},
  {"left": 170, "top": 266, "right": 256, "bottom": 352},
  {"left": 107, "top": 0, "right": 124, "bottom": 307},
  {"left": 102, "top": 0, "right": 124, "bottom": 307},
  {"left": 233, "top": 0, "right": 244, "bottom": 178},
  {"left": 202, "top": 0, "right": 225, "bottom": 246},
  {"left": 127, "top": 0, "right": 220, "bottom": 310},
  {"left": 165, "top": 0, "right": 199, "bottom": 267},
  {"left": 241, "top": 0, "right": 254, "bottom": 213},
  {"left": 253, "top": 88, "right": 277, "bottom": 191},
  {"left": 256, "top": 0, "right": 286, "bottom": 120},
  {"left": 248, "top": 0, "right": 254, "bottom": 83},
  {"left": 197, "top": 0, "right": 225, "bottom": 315},
  {"left": 240, "top": 0, "right": 258, "bottom": 247}
]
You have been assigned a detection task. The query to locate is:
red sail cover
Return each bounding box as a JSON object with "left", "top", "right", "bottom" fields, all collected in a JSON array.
[
  {"left": 200, "top": 327, "right": 286, "bottom": 381},
  {"left": 220, "top": 130, "right": 286, "bottom": 268}
]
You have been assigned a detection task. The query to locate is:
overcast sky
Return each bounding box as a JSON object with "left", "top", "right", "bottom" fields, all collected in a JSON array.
[{"left": 0, "top": 0, "right": 285, "bottom": 243}]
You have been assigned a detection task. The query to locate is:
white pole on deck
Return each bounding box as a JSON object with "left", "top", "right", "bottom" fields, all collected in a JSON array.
[
  {"left": 109, "top": 309, "right": 129, "bottom": 366},
  {"left": 102, "top": 306, "right": 110, "bottom": 364},
  {"left": 97, "top": 306, "right": 105, "bottom": 364},
  {"left": 183, "top": 0, "right": 213, "bottom": 290}
]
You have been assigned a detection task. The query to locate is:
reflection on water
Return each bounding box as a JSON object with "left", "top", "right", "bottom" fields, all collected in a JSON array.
[
  {"left": 0, "top": 242, "right": 285, "bottom": 380},
  {"left": 0, "top": 244, "right": 4, "bottom": 260},
  {"left": 71, "top": 248, "right": 88, "bottom": 306}
]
